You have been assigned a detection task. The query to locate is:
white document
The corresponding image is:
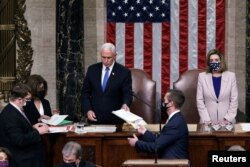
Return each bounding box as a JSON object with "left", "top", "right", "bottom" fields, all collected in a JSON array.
[
  {"left": 112, "top": 109, "right": 147, "bottom": 129},
  {"left": 83, "top": 125, "right": 117, "bottom": 133},
  {"left": 41, "top": 114, "right": 68, "bottom": 126},
  {"left": 49, "top": 126, "right": 68, "bottom": 133},
  {"left": 240, "top": 123, "right": 250, "bottom": 131}
]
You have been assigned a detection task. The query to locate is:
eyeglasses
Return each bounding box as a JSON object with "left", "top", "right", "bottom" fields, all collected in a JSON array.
[{"left": 18, "top": 97, "right": 31, "bottom": 102}]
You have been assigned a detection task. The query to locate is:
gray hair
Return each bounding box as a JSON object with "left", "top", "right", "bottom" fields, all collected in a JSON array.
[
  {"left": 227, "top": 145, "right": 246, "bottom": 151},
  {"left": 100, "top": 43, "right": 116, "bottom": 54},
  {"left": 62, "top": 141, "right": 83, "bottom": 158}
]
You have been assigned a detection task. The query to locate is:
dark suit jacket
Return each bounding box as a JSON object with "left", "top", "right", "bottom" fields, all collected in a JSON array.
[
  {"left": 24, "top": 98, "right": 52, "bottom": 125},
  {"left": 135, "top": 112, "right": 189, "bottom": 159},
  {"left": 81, "top": 62, "right": 133, "bottom": 124},
  {"left": 0, "top": 104, "right": 43, "bottom": 167}
]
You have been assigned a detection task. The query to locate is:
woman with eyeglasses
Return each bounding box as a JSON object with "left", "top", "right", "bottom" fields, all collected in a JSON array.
[{"left": 196, "top": 49, "right": 238, "bottom": 125}]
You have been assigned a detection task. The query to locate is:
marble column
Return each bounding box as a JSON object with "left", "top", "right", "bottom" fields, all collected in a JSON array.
[{"left": 56, "top": 0, "right": 84, "bottom": 121}]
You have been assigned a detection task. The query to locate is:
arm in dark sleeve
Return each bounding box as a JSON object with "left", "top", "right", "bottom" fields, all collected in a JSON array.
[
  {"left": 81, "top": 69, "right": 93, "bottom": 115},
  {"left": 122, "top": 69, "right": 133, "bottom": 106}
]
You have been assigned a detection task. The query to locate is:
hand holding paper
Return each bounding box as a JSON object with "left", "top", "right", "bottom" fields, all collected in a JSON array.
[{"left": 112, "top": 109, "right": 147, "bottom": 129}]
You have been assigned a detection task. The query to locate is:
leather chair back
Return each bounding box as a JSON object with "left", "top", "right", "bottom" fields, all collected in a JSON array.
[
  {"left": 130, "top": 68, "right": 156, "bottom": 123},
  {"left": 173, "top": 69, "right": 205, "bottom": 123}
]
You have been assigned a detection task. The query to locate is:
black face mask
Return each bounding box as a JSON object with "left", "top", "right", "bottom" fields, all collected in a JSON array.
[
  {"left": 37, "top": 90, "right": 46, "bottom": 99},
  {"left": 161, "top": 101, "right": 170, "bottom": 112},
  {"left": 62, "top": 162, "right": 77, "bottom": 167}
]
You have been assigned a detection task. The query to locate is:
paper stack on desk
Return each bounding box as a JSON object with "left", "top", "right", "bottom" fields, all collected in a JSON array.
[
  {"left": 112, "top": 109, "right": 147, "bottom": 129},
  {"left": 84, "top": 125, "right": 117, "bottom": 133}
]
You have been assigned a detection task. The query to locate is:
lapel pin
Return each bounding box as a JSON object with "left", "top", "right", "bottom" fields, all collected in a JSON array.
[{"left": 112, "top": 73, "right": 115, "bottom": 75}]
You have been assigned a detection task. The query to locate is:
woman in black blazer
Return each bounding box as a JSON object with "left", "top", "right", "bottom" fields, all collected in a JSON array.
[{"left": 24, "top": 74, "right": 58, "bottom": 125}]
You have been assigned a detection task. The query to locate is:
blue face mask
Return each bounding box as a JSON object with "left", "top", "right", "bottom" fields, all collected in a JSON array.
[{"left": 209, "top": 62, "right": 220, "bottom": 71}]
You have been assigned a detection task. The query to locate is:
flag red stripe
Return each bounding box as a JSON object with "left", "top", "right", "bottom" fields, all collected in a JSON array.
[
  {"left": 216, "top": 0, "right": 225, "bottom": 54},
  {"left": 106, "top": 22, "right": 116, "bottom": 45},
  {"left": 179, "top": 0, "right": 189, "bottom": 74},
  {"left": 125, "top": 23, "right": 134, "bottom": 68},
  {"left": 198, "top": 0, "right": 207, "bottom": 69},
  {"left": 161, "top": 23, "right": 170, "bottom": 98},
  {"left": 143, "top": 23, "right": 153, "bottom": 76}
]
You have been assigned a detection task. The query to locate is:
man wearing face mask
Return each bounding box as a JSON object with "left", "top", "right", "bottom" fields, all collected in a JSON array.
[
  {"left": 24, "top": 74, "right": 59, "bottom": 125},
  {"left": 56, "top": 141, "right": 96, "bottom": 167},
  {"left": 197, "top": 49, "right": 238, "bottom": 125},
  {"left": 127, "top": 89, "right": 189, "bottom": 160}
]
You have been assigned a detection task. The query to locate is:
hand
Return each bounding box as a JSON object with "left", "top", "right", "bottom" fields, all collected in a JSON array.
[
  {"left": 33, "top": 123, "right": 49, "bottom": 134},
  {"left": 137, "top": 124, "right": 147, "bottom": 134},
  {"left": 38, "top": 115, "right": 51, "bottom": 122},
  {"left": 222, "top": 119, "right": 231, "bottom": 125},
  {"left": 87, "top": 110, "right": 97, "bottom": 121},
  {"left": 127, "top": 134, "right": 138, "bottom": 147},
  {"left": 40, "top": 115, "right": 51, "bottom": 120},
  {"left": 121, "top": 104, "right": 130, "bottom": 111},
  {"left": 52, "top": 109, "right": 60, "bottom": 115}
]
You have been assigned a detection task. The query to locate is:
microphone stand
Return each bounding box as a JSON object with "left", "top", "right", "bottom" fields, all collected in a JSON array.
[
  {"left": 132, "top": 91, "right": 161, "bottom": 164},
  {"left": 154, "top": 133, "right": 158, "bottom": 163},
  {"left": 132, "top": 92, "right": 162, "bottom": 132}
]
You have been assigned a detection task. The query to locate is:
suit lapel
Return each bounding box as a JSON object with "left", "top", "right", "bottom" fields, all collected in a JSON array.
[
  {"left": 218, "top": 72, "right": 228, "bottom": 100},
  {"left": 97, "top": 64, "right": 103, "bottom": 93},
  {"left": 204, "top": 73, "right": 217, "bottom": 100}
]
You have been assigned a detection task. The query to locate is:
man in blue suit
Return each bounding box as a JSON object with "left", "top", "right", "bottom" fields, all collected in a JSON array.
[
  {"left": 81, "top": 43, "right": 133, "bottom": 124},
  {"left": 128, "top": 89, "right": 189, "bottom": 159}
]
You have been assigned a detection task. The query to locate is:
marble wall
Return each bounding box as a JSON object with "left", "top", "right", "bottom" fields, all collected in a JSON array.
[
  {"left": 56, "top": 0, "right": 84, "bottom": 120},
  {"left": 24, "top": 0, "right": 57, "bottom": 109}
]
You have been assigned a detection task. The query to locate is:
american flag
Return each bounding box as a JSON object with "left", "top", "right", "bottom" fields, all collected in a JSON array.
[{"left": 106, "top": 0, "right": 225, "bottom": 100}]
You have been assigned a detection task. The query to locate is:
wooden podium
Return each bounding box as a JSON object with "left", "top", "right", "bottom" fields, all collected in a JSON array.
[{"left": 122, "top": 159, "right": 189, "bottom": 167}]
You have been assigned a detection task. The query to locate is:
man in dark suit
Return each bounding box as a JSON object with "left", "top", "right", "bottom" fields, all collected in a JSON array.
[
  {"left": 81, "top": 43, "right": 133, "bottom": 124},
  {"left": 128, "top": 89, "right": 189, "bottom": 159},
  {"left": 0, "top": 83, "right": 49, "bottom": 167}
]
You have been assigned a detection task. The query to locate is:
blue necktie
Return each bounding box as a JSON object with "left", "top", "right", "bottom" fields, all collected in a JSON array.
[{"left": 102, "top": 67, "right": 109, "bottom": 92}]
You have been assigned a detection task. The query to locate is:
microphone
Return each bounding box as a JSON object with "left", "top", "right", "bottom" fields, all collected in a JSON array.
[
  {"left": 132, "top": 91, "right": 162, "bottom": 132},
  {"left": 132, "top": 91, "right": 161, "bottom": 164},
  {"left": 132, "top": 91, "right": 154, "bottom": 108}
]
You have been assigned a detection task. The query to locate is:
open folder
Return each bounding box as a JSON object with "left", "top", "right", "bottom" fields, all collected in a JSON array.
[
  {"left": 112, "top": 109, "right": 147, "bottom": 129},
  {"left": 41, "top": 114, "right": 73, "bottom": 126}
]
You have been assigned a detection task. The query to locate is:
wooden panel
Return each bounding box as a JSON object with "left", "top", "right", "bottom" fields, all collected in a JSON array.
[
  {"left": 189, "top": 136, "right": 218, "bottom": 167},
  {"left": 122, "top": 159, "right": 189, "bottom": 167},
  {"left": 47, "top": 126, "right": 250, "bottom": 167},
  {"left": 103, "top": 138, "right": 153, "bottom": 167}
]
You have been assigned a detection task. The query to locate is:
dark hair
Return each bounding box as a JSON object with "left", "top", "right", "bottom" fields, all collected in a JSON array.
[
  {"left": 167, "top": 89, "right": 185, "bottom": 109},
  {"left": 206, "top": 49, "right": 227, "bottom": 73},
  {"left": 9, "top": 83, "right": 31, "bottom": 101},
  {"left": 26, "top": 74, "right": 48, "bottom": 98},
  {"left": 0, "top": 147, "right": 12, "bottom": 161}
]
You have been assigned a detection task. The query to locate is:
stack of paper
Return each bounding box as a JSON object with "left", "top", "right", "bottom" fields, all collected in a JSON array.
[
  {"left": 83, "top": 125, "right": 117, "bottom": 133},
  {"left": 239, "top": 123, "right": 250, "bottom": 131},
  {"left": 48, "top": 126, "right": 68, "bottom": 133},
  {"left": 112, "top": 109, "right": 147, "bottom": 129}
]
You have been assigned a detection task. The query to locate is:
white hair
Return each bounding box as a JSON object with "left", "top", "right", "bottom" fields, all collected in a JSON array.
[{"left": 100, "top": 43, "right": 116, "bottom": 54}]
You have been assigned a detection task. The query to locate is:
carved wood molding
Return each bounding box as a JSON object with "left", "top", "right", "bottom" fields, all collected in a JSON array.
[{"left": 14, "top": 0, "right": 33, "bottom": 83}]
